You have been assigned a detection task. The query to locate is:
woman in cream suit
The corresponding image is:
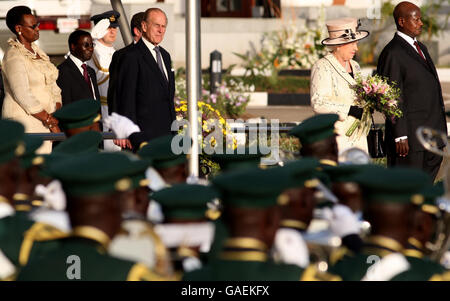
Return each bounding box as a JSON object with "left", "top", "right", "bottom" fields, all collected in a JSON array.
[
  {"left": 310, "top": 18, "right": 369, "bottom": 157},
  {"left": 2, "top": 6, "right": 62, "bottom": 154}
]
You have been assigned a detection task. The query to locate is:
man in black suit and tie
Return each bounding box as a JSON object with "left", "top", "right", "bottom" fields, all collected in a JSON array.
[
  {"left": 107, "top": 12, "right": 145, "bottom": 114},
  {"left": 377, "top": 1, "right": 447, "bottom": 181},
  {"left": 57, "top": 30, "right": 100, "bottom": 105},
  {"left": 116, "top": 7, "right": 176, "bottom": 145}
]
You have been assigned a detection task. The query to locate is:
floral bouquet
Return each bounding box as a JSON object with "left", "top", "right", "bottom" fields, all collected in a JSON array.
[{"left": 346, "top": 74, "right": 403, "bottom": 137}]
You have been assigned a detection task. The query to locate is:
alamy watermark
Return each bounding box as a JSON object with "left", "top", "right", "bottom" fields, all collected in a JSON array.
[
  {"left": 170, "top": 117, "right": 281, "bottom": 163},
  {"left": 66, "top": 255, "right": 81, "bottom": 280}
]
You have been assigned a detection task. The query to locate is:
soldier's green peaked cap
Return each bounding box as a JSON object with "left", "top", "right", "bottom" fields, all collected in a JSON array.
[
  {"left": 288, "top": 114, "right": 339, "bottom": 145},
  {"left": 0, "top": 120, "right": 25, "bottom": 164},
  {"left": 212, "top": 167, "right": 289, "bottom": 208},
  {"left": 322, "top": 164, "right": 380, "bottom": 183},
  {"left": 354, "top": 167, "right": 432, "bottom": 203},
  {"left": 152, "top": 184, "right": 220, "bottom": 220},
  {"left": 209, "top": 147, "right": 264, "bottom": 172},
  {"left": 277, "top": 158, "right": 321, "bottom": 189},
  {"left": 48, "top": 152, "right": 150, "bottom": 197},
  {"left": 21, "top": 135, "right": 44, "bottom": 169},
  {"left": 138, "top": 134, "right": 187, "bottom": 169},
  {"left": 53, "top": 99, "right": 101, "bottom": 130},
  {"left": 52, "top": 131, "right": 102, "bottom": 155}
]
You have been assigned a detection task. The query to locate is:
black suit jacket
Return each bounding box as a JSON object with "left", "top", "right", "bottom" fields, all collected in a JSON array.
[
  {"left": 116, "top": 39, "right": 176, "bottom": 142},
  {"left": 107, "top": 42, "right": 134, "bottom": 113},
  {"left": 377, "top": 33, "right": 447, "bottom": 155},
  {"left": 57, "top": 57, "right": 100, "bottom": 106}
]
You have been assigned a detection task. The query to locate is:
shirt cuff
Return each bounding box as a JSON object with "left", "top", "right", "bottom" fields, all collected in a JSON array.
[{"left": 395, "top": 136, "right": 408, "bottom": 142}]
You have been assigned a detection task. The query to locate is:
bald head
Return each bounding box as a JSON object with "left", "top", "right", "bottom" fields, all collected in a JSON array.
[{"left": 393, "top": 1, "right": 423, "bottom": 38}]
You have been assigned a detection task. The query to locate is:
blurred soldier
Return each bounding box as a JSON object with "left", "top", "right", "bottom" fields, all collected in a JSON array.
[
  {"left": 289, "top": 114, "right": 339, "bottom": 166},
  {"left": 322, "top": 164, "right": 373, "bottom": 255},
  {"left": 329, "top": 167, "right": 449, "bottom": 280},
  {"left": 184, "top": 166, "right": 341, "bottom": 281},
  {"left": 108, "top": 154, "right": 173, "bottom": 277},
  {"left": 17, "top": 152, "right": 172, "bottom": 280},
  {"left": 31, "top": 132, "right": 103, "bottom": 233},
  {"left": 137, "top": 134, "right": 188, "bottom": 223},
  {"left": 209, "top": 148, "right": 264, "bottom": 174},
  {"left": 272, "top": 158, "right": 322, "bottom": 268},
  {"left": 87, "top": 10, "right": 121, "bottom": 151},
  {"left": 52, "top": 98, "right": 101, "bottom": 138},
  {"left": 152, "top": 184, "right": 218, "bottom": 279},
  {"left": 391, "top": 182, "right": 449, "bottom": 280},
  {"left": 0, "top": 120, "right": 67, "bottom": 280},
  {"left": 57, "top": 30, "right": 100, "bottom": 106},
  {"left": 14, "top": 135, "right": 45, "bottom": 211}
]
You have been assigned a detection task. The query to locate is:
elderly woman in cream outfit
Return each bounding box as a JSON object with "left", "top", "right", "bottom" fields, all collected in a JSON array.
[
  {"left": 2, "top": 6, "right": 61, "bottom": 154},
  {"left": 310, "top": 18, "right": 370, "bottom": 157}
]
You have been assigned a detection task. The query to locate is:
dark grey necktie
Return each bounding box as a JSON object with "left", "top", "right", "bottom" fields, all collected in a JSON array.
[{"left": 154, "top": 46, "right": 168, "bottom": 81}]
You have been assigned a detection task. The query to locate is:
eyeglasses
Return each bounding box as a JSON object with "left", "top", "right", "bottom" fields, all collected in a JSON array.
[
  {"left": 20, "top": 23, "right": 40, "bottom": 30},
  {"left": 82, "top": 42, "right": 94, "bottom": 48}
]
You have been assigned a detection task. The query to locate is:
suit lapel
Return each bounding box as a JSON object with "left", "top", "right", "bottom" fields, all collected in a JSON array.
[
  {"left": 393, "top": 34, "right": 433, "bottom": 74},
  {"left": 324, "top": 54, "right": 357, "bottom": 86},
  {"left": 137, "top": 40, "right": 169, "bottom": 89},
  {"left": 419, "top": 41, "right": 439, "bottom": 80},
  {"left": 67, "top": 58, "right": 94, "bottom": 95}
]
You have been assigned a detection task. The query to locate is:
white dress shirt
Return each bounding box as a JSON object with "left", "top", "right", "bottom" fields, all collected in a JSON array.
[
  {"left": 68, "top": 54, "right": 96, "bottom": 99},
  {"left": 393, "top": 31, "right": 426, "bottom": 142},
  {"left": 142, "top": 37, "right": 168, "bottom": 80}
]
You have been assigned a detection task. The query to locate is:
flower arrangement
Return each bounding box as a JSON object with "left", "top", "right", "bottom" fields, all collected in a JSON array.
[
  {"left": 235, "top": 12, "right": 328, "bottom": 77},
  {"left": 346, "top": 74, "right": 403, "bottom": 137},
  {"left": 175, "top": 70, "right": 253, "bottom": 119},
  {"left": 175, "top": 99, "right": 238, "bottom": 177},
  {"left": 175, "top": 99, "right": 238, "bottom": 151}
]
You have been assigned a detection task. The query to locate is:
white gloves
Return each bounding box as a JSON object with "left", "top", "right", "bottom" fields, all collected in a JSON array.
[
  {"left": 323, "top": 204, "right": 360, "bottom": 238},
  {"left": 91, "top": 19, "right": 110, "bottom": 40},
  {"left": 273, "top": 228, "right": 310, "bottom": 268},
  {"left": 104, "top": 113, "right": 141, "bottom": 139},
  {"left": 146, "top": 200, "right": 164, "bottom": 224},
  {"left": 34, "top": 179, "right": 66, "bottom": 211},
  {"left": 182, "top": 257, "right": 202, "bottom": 272}
]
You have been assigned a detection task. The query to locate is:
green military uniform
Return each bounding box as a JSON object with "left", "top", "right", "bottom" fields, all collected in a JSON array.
[
  {"left": 391, "top": 182, "right": 448, "bottom": 280},
  {"left": 137, "top": 134, "right": 189, "bottom": 223},
  {"left": 151, "top": 184, "right": 220, "bottom": 279},
  {"left": 0, "top": 121, "right": 68, "bottom": 280},
  {"left": 52, "top": 98, "right": 101, "bottom": 131},
  {"left": 184, "top": 166, "right": 341, "bottom": 281},
  {"left": 108, "top": 157, "right": 172, "bottom": 277},
  {"left": 329, "top": 167, "right": 449, "bottom": 280},
  {"left": 288, "top": 113, "right": 339, "bottom": 167},
  {"left": 17, "top": 152, "right": 171, "bottom": 281}
]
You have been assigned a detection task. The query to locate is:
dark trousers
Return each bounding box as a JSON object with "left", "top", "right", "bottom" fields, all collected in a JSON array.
[{"left": 387, "top": 150, "right": 443, "bottom": 181}]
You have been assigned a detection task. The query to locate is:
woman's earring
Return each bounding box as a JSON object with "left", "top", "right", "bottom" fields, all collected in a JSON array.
[{"left": 18, "top": 32, "right": 22, "bottom": 35}]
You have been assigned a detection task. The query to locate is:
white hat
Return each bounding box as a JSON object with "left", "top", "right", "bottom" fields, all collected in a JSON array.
[{"left": 321, "top": 18, "right": 369, "bottom": 46}]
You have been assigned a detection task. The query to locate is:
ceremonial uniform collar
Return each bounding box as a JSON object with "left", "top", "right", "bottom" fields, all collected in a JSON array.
[
  {"left": 72, "top": 226, "right": 111, "bottom": 249},
  {"left": 220, "top": 237, "right": 268, "bottom": 262},
  {"left": 363, "top": 235, "right": 404, "bottom": 257},
  {"left": 403, "top": 237, "right": 425, "bottom": 259}
]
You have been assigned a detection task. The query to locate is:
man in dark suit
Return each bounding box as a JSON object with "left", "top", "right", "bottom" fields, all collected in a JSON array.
[
  {"left": 116, "top": 7, "right": 176, "bottom": 143},
  {"left": 107, "top": 12, "right": 145, "bottom": 114},
  {"left": 56, "top": 30, "right": 100, "bottom": 105},
  {"left": 377, "top": 1, "right": 447, "bottom": 181}
]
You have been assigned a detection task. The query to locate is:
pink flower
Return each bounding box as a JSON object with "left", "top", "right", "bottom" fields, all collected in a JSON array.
[
  {"left": 387, "top": 99, "right": 396, "bottom": 107},
  {"left": 363, "top": 85, "right": 372, "bottom": 94},
  {"left": 379, "top": 84, "right": 387, "bottom": 94}
]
